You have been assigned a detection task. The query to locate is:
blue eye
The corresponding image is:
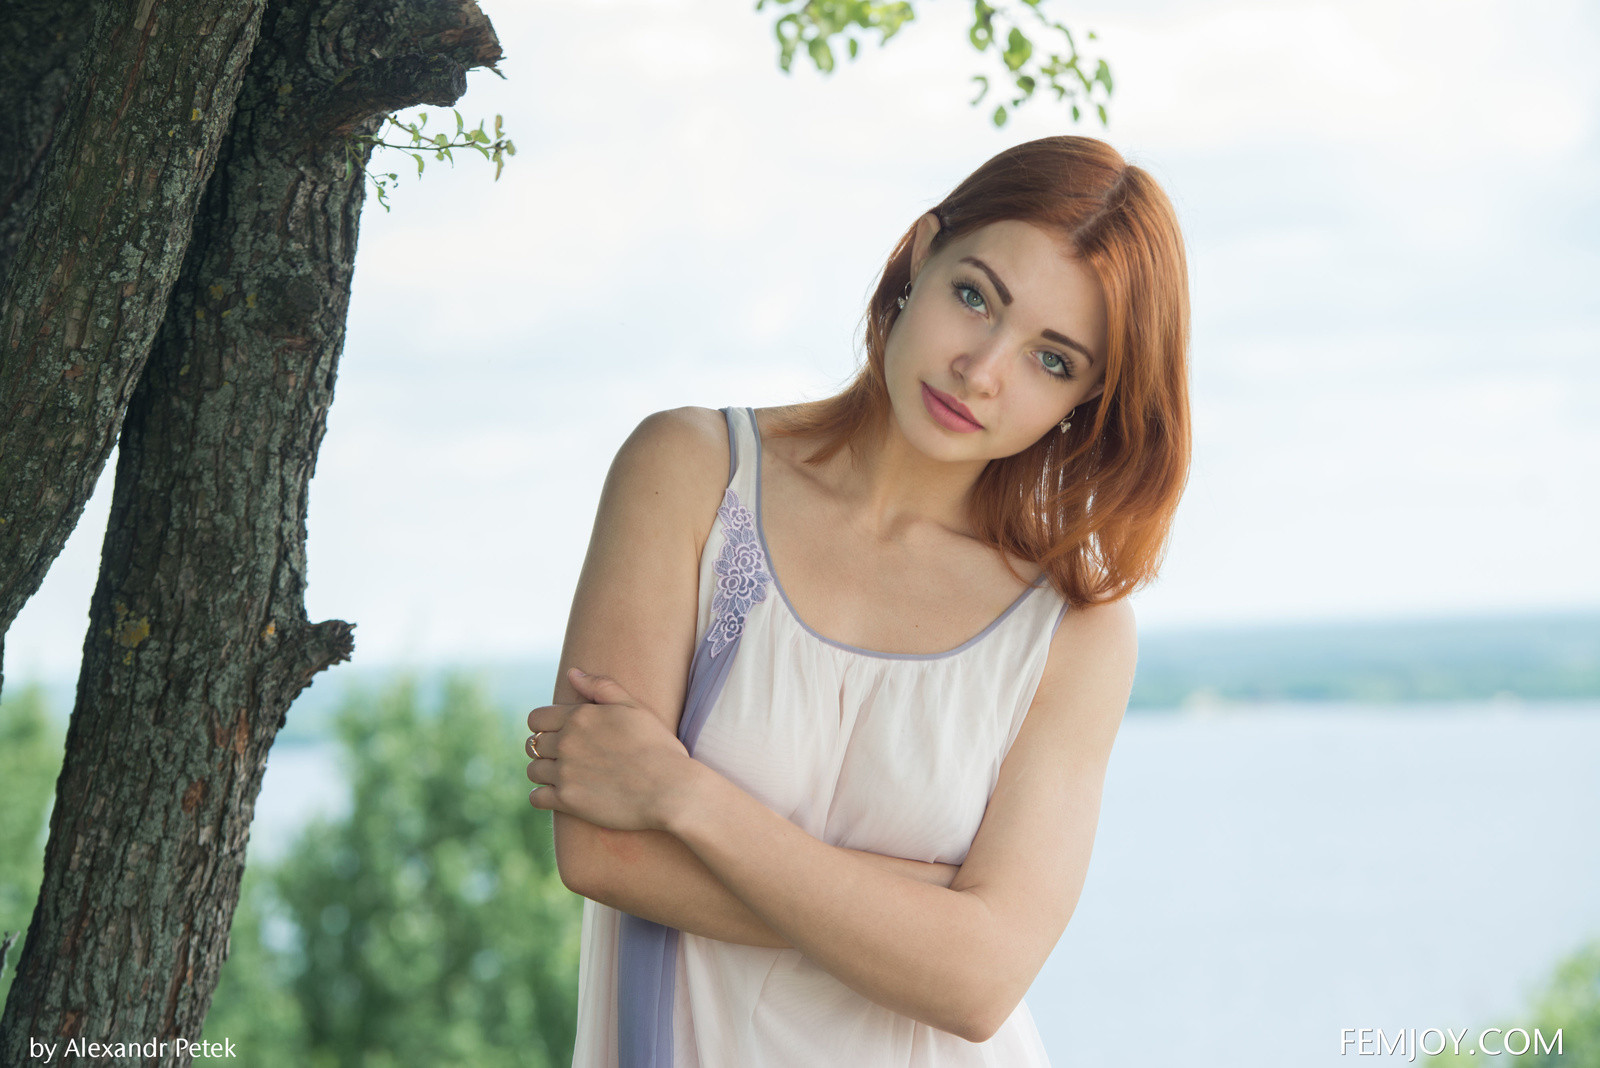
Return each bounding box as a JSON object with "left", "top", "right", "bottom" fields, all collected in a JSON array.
[
  {"left": 1038, "top": 351, "right": 1075, "bottom": 380},
  {"left": 951, "top": 280, "right": 986, "bottom": 312},
  {"left": 953, "top": 277, "right": 1076, "bottom": 381}
]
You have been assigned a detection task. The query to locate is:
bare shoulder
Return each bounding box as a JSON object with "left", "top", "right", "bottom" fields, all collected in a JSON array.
[
  {"left": 608, "top": 406, "right": 731, "bottom": 550},
  {"left": 1025, "top": 595, "right": 1139, "bottom": 763},
  {"left": 615, "top": 405, "right": 729, "bottom": 483},
  {"left": 1051, "top": 596, "right": 1138, "bottom": 663}
]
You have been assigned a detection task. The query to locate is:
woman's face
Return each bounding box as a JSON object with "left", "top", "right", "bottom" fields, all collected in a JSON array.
[{"left": 883, "top": 216, "right": 1108, "bottom": 463}]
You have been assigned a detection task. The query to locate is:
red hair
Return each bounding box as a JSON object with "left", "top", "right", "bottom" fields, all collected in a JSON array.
[{"left": 769, "top": 136, "right": 1192, "bottom": 609}]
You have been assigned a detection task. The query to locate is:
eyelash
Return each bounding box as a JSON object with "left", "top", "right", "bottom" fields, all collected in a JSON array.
[{"left": 949, "top": 278, "right": 1076, "bottom": 380}]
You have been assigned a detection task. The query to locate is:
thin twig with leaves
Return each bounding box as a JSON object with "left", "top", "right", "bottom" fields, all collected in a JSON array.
[
  {"left": 756, "top": 0, "right": 1113, "bottom": 127},
  {"left": 342, "top": 108, "right": 518, "bottom": 212}
]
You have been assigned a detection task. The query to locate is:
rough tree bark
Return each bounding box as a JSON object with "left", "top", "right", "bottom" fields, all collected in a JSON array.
[
  {"left": 0, "top": 0, "right": 501, "bottom": 1062},
  {"left": 0, "top": 0, "right": 97, "bottom": 291},
  {"left": 0, "top": 0, "right": 271, "bottom": 695}
]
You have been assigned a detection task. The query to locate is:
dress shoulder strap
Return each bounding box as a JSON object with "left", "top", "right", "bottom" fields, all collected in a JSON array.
[{"left": 717, "top": 406, "right": 761, "bottom": 508}]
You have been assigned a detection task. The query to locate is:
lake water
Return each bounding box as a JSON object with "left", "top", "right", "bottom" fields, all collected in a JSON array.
[{"left": 252, "top": 700, "right": 1600, "bottom": 1067}]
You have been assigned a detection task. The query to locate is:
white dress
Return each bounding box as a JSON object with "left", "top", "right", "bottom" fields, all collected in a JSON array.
[{"left": 571, "top": 406, "right": 1069, "bottom": 1067}]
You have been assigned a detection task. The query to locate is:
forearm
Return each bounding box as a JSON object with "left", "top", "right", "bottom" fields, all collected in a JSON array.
[
  {"left": 554, "top": 812, "right": 959, "bottom": 948},
  {"left": 661, "top": 763, "right": 1003, "bottom": 1041}
]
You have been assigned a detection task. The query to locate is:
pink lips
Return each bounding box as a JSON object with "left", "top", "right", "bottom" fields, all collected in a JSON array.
[{"left": 921, "top": 382, "right": 983, "bottom": 432}]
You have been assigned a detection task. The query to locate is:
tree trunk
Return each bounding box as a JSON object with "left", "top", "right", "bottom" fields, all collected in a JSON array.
[
  {"left": 0, "top": 0, "right": 271, "bottom": 693},
  {"left": 0, "top": 0, "right": 501, "bottom": 1061},
  {"left": 0, "top": 0, "right": 97, "bottom": 293}
]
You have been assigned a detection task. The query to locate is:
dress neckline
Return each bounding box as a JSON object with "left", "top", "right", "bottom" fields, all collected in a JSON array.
[{"left": 744, "top": 406, "right": 1043, "bottom": 662}]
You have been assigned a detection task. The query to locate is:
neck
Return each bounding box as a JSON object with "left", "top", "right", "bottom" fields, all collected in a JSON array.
[{"left": 825, "top": 411, "right": 988, "bottom": 542}]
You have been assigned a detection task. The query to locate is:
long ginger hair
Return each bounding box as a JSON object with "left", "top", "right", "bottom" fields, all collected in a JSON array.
[{"left": 768, "top": 136, "right": 1192, "bottom": 609}]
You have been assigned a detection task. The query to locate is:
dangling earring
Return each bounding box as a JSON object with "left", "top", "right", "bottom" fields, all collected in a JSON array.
[
  {"left": 1058, "top": 406, "right": 1077, "bottom": 433},
  {"left": 896, "top": 280, "right": 911, "bottom": 310}
]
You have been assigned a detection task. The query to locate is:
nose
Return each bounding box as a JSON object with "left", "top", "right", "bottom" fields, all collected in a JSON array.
[{"left": 951, "top": 334, "right": 1007, "bottom": 397}]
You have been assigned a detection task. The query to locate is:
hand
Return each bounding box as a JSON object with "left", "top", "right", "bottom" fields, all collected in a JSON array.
[{"left": 526, "top": 667, "right": 697, "bottom": 832}]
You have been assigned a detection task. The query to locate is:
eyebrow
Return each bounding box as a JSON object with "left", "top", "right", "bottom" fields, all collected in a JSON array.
[{"left": 958, "top": 255, "right": 1097, "bottom": 367}]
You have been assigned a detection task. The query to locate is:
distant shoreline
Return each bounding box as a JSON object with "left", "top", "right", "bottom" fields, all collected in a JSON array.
[{"left": 7, "top": 609, "right": 1597, "bottom": 737}]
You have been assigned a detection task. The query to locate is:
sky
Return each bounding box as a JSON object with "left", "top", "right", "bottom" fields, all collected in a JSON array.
[{"left": 8, "top": 0, "right": 1599, "bottom": 682}]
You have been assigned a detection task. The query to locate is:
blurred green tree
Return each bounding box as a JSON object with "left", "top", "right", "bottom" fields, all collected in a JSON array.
[
  {"left": 0, "top": 684, "right": 63, "bottom": 1010},
  {"left": 202, "top": 674, "right": 581, "bottom": 1066},
  {"left": 1512, "top": 940, "right": 1600, "bottom": 1067},
  {"left": 1433, "top": 938, "right": 1600, "bottom": 1066}
]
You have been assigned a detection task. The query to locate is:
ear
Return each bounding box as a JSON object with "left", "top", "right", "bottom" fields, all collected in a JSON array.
[{"left": 907, "top": 212, "right": 943, "bottom": 285}]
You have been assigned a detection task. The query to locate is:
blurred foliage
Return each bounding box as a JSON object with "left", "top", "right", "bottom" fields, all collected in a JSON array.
[
  {"left": 202, "top": 673, "right": 582, "bottom": 1065},
  {"left": 756, "top": 0, "right": 1113, "bottom": 127},
  {"left": 1518, "top": 940, "right": 1600, "bottom": 1066},
  {"left": 1433, "top": 938, "right": 1600, "bottom": 1065},
  {"left": 0, "top": 682, "right": 64, "bottom": 1009}
]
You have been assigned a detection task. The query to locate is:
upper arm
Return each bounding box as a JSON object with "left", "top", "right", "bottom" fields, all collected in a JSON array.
[
  {"left": 948, "top": 595, "right": 1138, "bottom": 1034},
  {"left": 549, "top": 406, "right": 729, "bottom": 889}
]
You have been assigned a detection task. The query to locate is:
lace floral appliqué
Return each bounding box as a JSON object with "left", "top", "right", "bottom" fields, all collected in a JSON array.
[{"left": 706, "top": 488, "right": 771, "bottom": 657}]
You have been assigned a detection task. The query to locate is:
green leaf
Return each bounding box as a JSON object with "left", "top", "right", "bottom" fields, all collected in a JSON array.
[
  {"left": 1096, "top": 102, "right": 1108, "bottom": 125},
  {"left": 969, "top": 0, "right": 994, "bottom": 50},
  {"left": 1002, "top": 27, "right": 1032, "bottom": 71},
  {"left": 969, "top": 73, "right": 990, "bottom": 104},
  {"left": 454, "top": 109, "right": 464, "bottom": 135},
  {"left": 807, "top": 35, "right": 835, "bottom": 73},
  {"left": 1071, "top": 103, "right": 1080, "bottom": 121},
  {"left": 993, "top": 104, "right": 1008, "bottom": 126},
  {"left": 411, "top": 152, "right": 424, "bottom": 175},
  {"left": 847, "top": 36, "right": 858, "bottom": 59},
  {"left": 1095, "top": 58, "right": 1114, "bottom": 93}
]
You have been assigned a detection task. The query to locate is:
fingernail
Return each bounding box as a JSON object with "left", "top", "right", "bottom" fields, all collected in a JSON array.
[{"left": 569, "top": 667, "right": 586, "bottom": 677}]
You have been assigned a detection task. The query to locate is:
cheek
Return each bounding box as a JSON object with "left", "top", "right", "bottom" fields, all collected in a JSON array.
[{"left": 1008, "top": 391, "right": 1060, "bottom": 427}]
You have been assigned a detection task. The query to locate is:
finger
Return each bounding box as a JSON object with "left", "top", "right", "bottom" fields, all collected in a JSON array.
[
  {"left": 527, "top": 704, "right": 572, "bottom": 733},
  {"left": 524, "top": 731, "right": 561, "bottom": 760},
  {"left": 567, "top": 667, "right": 634, "bottom": 706},
  {"left": 525, "top": 756, "right": 560, "bottom": 785},
  {"left": 529, "top": 785, "right": 561, "bottom": 811}
]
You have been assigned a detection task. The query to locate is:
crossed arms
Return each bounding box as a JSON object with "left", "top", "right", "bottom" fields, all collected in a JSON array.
[{"left": 535, "top": 407, "right": 1135, "bottom": 1042}]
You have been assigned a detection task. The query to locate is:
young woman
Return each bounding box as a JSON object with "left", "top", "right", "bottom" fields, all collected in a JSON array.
[{"left": 526, "top": 135, "right": 1191, "bottom": 1066}]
